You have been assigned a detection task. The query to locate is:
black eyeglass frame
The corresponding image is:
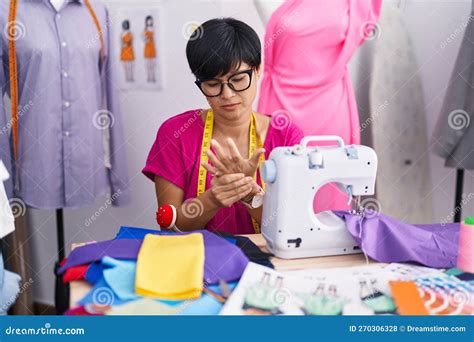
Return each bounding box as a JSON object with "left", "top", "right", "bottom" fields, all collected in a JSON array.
[{"left": 194, "top": 69, "right": 254, "bottom": 97}]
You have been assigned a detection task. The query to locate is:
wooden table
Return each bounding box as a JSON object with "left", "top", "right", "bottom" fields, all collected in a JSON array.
[{"left": 69, "top": 234, "right": 381, "bottom": 308}]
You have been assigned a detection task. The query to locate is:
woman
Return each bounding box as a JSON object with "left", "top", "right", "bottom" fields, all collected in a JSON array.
[{"left": 142, "top": 18, "right": 303, "bottom": 235}]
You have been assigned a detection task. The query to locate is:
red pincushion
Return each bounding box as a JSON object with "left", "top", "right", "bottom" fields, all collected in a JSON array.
[{"left": 156, "top": 204, "right": 176, "bottom": 229}]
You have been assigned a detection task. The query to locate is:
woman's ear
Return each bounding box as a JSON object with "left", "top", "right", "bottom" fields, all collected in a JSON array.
[{"left": 256, "top": 65, "right": 262, "bottom": 78}]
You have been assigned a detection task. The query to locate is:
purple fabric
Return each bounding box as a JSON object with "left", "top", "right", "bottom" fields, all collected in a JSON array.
[
  {"left": 116, "top": 226, "right": 249, "bottom": 283},
  {"left": 58, "top": 229, "right": 249, "bottom": 284},
  {"left": 334, "top": 210, "right": 460, "bottom": 268},
  {"left": 199, "top": 230, "right": 249, "bottom": 284},
  {"left": 58, "top": 239, "right": 143, "bottom": 274}
]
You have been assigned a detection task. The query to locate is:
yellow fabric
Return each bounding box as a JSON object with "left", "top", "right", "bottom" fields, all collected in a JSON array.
[{"left": 135, "top": 233, "right": 204, "bottom": 300}]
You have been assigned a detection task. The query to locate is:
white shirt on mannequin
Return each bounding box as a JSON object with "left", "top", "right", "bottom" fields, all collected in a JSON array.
[
  {"left": 254, "top": 0, "right": 285, "bottom": 24},
  {"left": 50, "top": 0, "right": 67, "bottom": 12}
]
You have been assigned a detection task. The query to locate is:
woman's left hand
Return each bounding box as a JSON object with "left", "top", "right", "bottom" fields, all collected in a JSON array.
[{"left": 202, "top": 138, "right": 265, "bottom": 178}]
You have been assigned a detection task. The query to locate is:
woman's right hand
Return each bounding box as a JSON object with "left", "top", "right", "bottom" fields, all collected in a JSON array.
[{"left": 209, "top": 173, "right": 260, "bottom": 208}]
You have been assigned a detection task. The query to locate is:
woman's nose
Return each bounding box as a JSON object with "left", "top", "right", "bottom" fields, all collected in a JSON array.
[{"left": 220, "top": 83, "right": 235, "bottom": 99}]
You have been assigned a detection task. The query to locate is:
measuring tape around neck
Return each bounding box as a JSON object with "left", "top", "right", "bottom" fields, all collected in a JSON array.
[
  {"left": 198, "top": 109, "right": 265, "bottom": 233},
  {"left": 7, "top": 0, "right": 104, "bottom": 188}
]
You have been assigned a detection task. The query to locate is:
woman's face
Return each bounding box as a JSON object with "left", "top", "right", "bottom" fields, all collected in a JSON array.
[{"left": 205, "top": 62, "right": 261, "bottom": 121}]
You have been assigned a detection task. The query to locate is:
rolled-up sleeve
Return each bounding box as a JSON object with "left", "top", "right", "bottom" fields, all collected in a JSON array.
[
  {"left": 285, "top": 122, "right": 304, "bottom": 146},
  {"left": 142, "top": 122, "right": 187, "bottom": 190}
]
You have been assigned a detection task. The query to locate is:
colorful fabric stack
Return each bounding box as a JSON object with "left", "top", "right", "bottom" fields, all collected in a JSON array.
[{"left": 60, "top": 227, "right": 249, "bottom": 315}]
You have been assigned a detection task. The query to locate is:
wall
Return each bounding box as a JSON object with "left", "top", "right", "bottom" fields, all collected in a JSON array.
[{"left": 24, "top": 0, "right": 473, "bottom": 305}]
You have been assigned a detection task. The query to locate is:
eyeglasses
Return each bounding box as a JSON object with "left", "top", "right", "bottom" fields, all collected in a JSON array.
[{"left": 195, "top": 69, "right": 254, "bottom": 97}]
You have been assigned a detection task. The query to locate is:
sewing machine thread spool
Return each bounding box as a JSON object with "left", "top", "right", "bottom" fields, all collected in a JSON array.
[{"left": 457, "top": 216, "right": 474, "bottom": 273}]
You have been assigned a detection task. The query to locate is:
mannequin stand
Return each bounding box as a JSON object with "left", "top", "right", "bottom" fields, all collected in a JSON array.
[
  {"left": 54, "top": 208, "right": 69, "bottom": 314},
  {"left": 454, "top": 169, "right": 465, "bottom": 223}
]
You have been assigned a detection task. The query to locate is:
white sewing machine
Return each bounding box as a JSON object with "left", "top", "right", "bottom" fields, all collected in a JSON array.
[{"left": 261, "top": 136, "right": 378, "bottom": 259}]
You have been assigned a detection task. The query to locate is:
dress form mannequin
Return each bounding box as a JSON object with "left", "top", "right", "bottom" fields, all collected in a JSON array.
[
  {"left": 255, "top": 0, "right": 382, "bottom": 213},
  {"left": 50, "top": 0, "right": 66, "bottom": 12},
  {"left": 254, "top": 0, "right": 285, "bottom": 25},
  {"left": 1, "top": 0, "right": 130, "bottom": 314}
]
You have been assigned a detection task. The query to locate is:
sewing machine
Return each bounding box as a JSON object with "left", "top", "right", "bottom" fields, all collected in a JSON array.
[{"left": 261, "top": 136, "right": 378, "bottom": 259}]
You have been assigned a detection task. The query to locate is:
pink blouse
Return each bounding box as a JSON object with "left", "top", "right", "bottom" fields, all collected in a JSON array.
[{"left": 143, "top": 109, "right": 304, "bottom": 234}]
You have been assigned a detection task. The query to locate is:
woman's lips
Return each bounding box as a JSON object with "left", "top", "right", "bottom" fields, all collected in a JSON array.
[{"left": 221, "top": 103, "right": 240, "bottom": 110}]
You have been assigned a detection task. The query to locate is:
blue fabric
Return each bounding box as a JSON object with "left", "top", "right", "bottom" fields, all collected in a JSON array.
[
  {"left": 85, "top": 257, "right": 139, "bottom": 301},
  {"left": 79, "top": 272, "right": 237, "bottom": 315},
  {"left": 0, "top": 270, "right": 21, "bottom": 315},
  {"left": 78, "top": 278, "right": 135, "bottom": 307},
  {"left": 0, "top": 248, "right": 21, "bottom": 315},
  {"left": 178, "top": 293, "right": 224, "bottom": 315},
  {"left": 115, "top": 226, "right": 163, "bottom": 240},
  {"left": 178, "top": 282, "right": 237, "bottom": 315},
  {"left": 102, "top": 257, "right": 138, "bottom": 301},
  {"left": 224, "top": 237, "right": 237, "bottom": 245},
  {"left": 85, "top": 261, "right": 107, "bottom": 285}
]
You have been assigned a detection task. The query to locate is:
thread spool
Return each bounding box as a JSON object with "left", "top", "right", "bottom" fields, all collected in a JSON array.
[{"left": 456, "top": 216, "right": 474, "bottom": 273}]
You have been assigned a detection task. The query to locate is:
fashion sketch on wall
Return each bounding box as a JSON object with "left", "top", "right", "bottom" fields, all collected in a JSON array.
[{"left": 112, "top": 4, "right": 163, "bottom": 90}]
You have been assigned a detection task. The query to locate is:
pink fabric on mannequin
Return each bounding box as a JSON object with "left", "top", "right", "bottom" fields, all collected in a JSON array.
[{"left": 258, "top": 0, "right": 382, "bottom": 212}]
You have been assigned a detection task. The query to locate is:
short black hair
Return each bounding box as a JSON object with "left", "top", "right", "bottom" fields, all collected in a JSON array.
[{"left": 186, "top": 18, "right": 261, "bottom": 80}]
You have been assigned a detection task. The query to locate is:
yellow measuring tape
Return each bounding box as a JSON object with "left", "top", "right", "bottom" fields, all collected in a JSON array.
[{"left": 198, "top": 109, "right": 265, "bottom": 233}]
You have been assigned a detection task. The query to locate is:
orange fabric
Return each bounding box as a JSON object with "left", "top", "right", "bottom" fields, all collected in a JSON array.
[
  {"left": 389, "top": 281, "right": 428, "bottom": 315},
  {"left": 8, "top": 0, "right": 105, "bottom": 168},
  {"left": 144, "top": 30, "right": 156, "bottom": 59},
  {"left": 120, "top": 32, "right": 134, "bottom": 61}
]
